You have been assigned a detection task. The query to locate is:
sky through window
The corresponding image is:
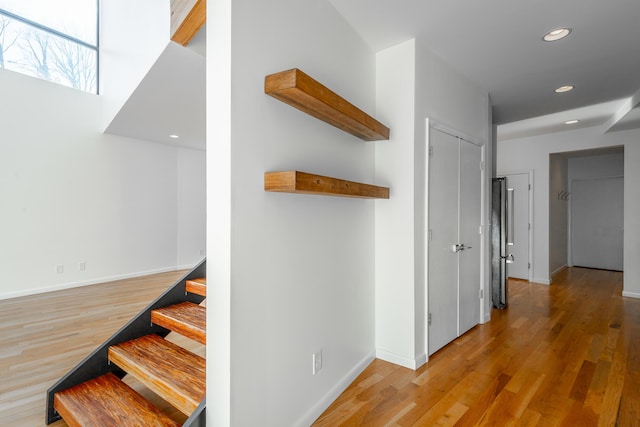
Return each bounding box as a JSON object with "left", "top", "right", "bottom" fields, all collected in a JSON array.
[{"left": 0, "top": 0, "right": 98, "bottom": 93}]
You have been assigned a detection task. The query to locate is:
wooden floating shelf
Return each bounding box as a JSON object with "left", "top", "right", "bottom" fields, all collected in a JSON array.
[
  {"left": 264, "top": 68, "right": 390, "bottom": 141},
  {"left": 264, "top": 171, "right": 389, "bottom": 199}
]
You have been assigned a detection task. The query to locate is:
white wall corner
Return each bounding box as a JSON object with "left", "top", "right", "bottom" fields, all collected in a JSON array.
[{"left": 376, "top": 349, "right": 425, "bottom": 370}]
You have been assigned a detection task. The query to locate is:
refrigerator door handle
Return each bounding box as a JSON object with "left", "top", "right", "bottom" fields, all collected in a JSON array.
[{"left": 507, "top": 188, "right": 515, "bottom": 246}]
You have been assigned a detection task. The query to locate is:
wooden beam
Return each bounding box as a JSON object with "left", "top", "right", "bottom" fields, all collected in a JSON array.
[{"left": 170, "top": 0, "right": 206, "bottom": 46}]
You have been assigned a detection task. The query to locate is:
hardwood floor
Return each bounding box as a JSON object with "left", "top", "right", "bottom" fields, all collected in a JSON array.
[
  {"left": 0, "top": 270, "right": 205, "bottom": 427},
  {"left": 313, "top": 267, "right": 640, "bottom": 426},
  {"left": 2, "top": 267, "right": 637, "bottom": 426}
]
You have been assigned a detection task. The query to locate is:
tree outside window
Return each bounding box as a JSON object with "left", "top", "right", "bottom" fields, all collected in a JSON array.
[{"left": 0, "top": 1, "right": 98, "bottom": 94}]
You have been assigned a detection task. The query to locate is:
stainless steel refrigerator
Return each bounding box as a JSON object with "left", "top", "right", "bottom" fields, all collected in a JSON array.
[{"left": 491, "top": 177, "right": 513, "bottom": 309}]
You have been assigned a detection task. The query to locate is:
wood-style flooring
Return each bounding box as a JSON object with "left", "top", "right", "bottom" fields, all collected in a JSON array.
[
  {"left": 0, "top": 270, "right": 205, "bottom": 427},
  {"left": 314, "top": 267, "right": 640, "bottom": 426},
  {"left": 2, "top": 267, "right": 637, "bottom": 426}
]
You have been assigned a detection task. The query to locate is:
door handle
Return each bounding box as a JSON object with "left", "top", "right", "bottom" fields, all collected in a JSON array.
[
  {"left": 452, "top": 243, "right": 472, "bottom": 252},
  {"left": 501, "top": 254, "right": 514, "bottom": 263}
]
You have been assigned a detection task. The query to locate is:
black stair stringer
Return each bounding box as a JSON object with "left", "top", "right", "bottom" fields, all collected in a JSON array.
[{"left": 45, "top": 258, "right": 206, "bottom": 425}]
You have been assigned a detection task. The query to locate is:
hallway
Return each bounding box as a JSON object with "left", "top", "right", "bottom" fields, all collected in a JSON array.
[{"left": 314, "top": 268, "right": 639, "bottom": 426}]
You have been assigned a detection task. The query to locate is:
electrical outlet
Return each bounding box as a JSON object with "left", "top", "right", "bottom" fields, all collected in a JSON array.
[
  {"left": 78, "top": 261, "right": 86, "bottom": 272},
  {"left": 312, "top": 349, "right": 322, "bottom": 375},
  {"left": 55, "top": 264, "right": 64, "bottom": 274}
]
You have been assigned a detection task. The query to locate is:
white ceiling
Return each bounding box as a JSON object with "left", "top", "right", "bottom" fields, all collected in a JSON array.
[
  {"left": 106, "top": 2, "right": 640, "bottom": 148},
  {"left": 329, "top": 0, "right": 640, "bottom": 128}
]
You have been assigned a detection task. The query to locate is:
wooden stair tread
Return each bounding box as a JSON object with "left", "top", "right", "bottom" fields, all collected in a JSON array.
[
  {"left": 152, "top": 301, "right": 206, "bottom": 344},
  {"left": 108, "top": 334, "right": 205, "bottom": 415},
  {"left": 186, "top": 277, "right": 206, "bottom": 296},
  {"left": 53, "top": 373, "right": 179, "bottom": 427}
]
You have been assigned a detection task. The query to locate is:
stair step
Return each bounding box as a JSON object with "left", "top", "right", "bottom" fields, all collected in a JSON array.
[
  {"left": 186, "top": 278, "right": 206, "bottom": 296},
  {"left": 53, "top": 372, "right": 179, "bottom": 427},
  {"left": 108, "top": 334, "right": 205, "bottom": 415},
  {"left": 152, "top": 301, "right": 206, "bottom": 344}
]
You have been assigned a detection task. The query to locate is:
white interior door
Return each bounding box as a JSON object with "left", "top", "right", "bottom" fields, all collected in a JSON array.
[
  {"left": 428, "top": 129, "right": 459, "bottom": 355},
  {"left": 458, "top": 141, "right": 481, "bottom": 335},
  {"left": 428, "top": 129, "right": 482, "bottom": 355},
  {"left": 571, "top": 177, "right": 624, "bottom": 271},
  {"left": 503, "top": 173, "right": 530, "bottom": 280}
]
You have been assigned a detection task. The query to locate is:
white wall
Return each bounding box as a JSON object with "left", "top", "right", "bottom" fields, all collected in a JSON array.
[
  {"left": 569, "top": 152, "right": 624, "bottom": 180},
  {"left": 567, "top": 152, "right": 624, "bottom": 270},
  {"left": 374, "top": 39, "right": 491, "bottom": 369},
  {"left": 0, "top": 69, "right": 204, "bottom": 299},
  {"left": 100, "top": 0, "right": 170, "bottom": 130},
  {"left": 177, "top": 148, "right": 206, "bottom": 268},
  {"left": 624, "top": 144, "right": 640, "bottom": 298},
  {"left": 497, "top": 125, "right": 640, "bottom": 297},
  {"left": 207, "top": 1, "right": 377, "bottom": 425},
  {"left": 375, "top": 39, "right": 418, "bottom": 368}
]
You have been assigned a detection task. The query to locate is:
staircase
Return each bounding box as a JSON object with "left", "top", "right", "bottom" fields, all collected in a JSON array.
[{"left": 46, "top": 260, "right": 207, "bottom": 426}]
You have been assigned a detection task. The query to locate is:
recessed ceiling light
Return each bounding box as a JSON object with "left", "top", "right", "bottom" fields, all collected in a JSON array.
[
  {"left": 543, "top": 28, "right": 572, "bottom": 42},
  {"left": 169, "top": 134, "right": 180, "bottom": 139},
  {"left": 555, "top": 85, "right": 574, "bottom": 93},
  {"left": 565, "top": 119, "right": 580, "bottom": 125}
]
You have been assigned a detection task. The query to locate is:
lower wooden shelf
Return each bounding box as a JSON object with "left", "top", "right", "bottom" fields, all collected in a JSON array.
[{"left": 264, "top": 170, "right": 389, "bottom": 199}]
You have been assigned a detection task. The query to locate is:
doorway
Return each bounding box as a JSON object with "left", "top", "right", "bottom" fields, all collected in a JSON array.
[{"left": 549, "top": 146, "right": 624, "bottom": 278}]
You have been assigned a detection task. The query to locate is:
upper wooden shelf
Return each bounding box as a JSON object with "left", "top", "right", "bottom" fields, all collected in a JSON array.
[
  {"left": 265, "top": 171, "right": 389, "bottom": 199},
  {"left": 264, "top": 69, "right": 390, "bottom": 141}
]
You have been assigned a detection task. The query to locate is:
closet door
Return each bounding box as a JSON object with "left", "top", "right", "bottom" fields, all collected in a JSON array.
[
  {"left": 458, "top": 140, "right": 481, "bottom": 335},
  {"left": 428, "top": 129, "right": 459, "bottom": 355},
  {"left": 428, "top": 129, "right": 482, "bottom": 355}
]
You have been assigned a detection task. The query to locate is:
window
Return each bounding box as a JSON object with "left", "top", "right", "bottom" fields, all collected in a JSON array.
[{"left": 0, "top": 0, "right": 98, "bottom": 93}]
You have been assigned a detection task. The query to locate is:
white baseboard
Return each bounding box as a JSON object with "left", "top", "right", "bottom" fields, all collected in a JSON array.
[
  {"left": 293, "top": 352, "right": 375, "bottom": 427},
  {"left": 622, "top": 291, "right": 640, "bottom": 299},
  {"left": 550, "top": 264, "right": 568, "bottom": 277},
  {"left": 176, "top": 263, "right": 198, "bottom": 271},
  {"left": 532, "top": 277, "right": 551, "bottom": 285},
  {"left": 375, "top": 349, "right": 426, "bottom": 370},
  {"left": 0, "top": 266, "right": 190, "bottom": 301},
  {"left": 482, "top": 312, "right": 491, "bottom": 324}
]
